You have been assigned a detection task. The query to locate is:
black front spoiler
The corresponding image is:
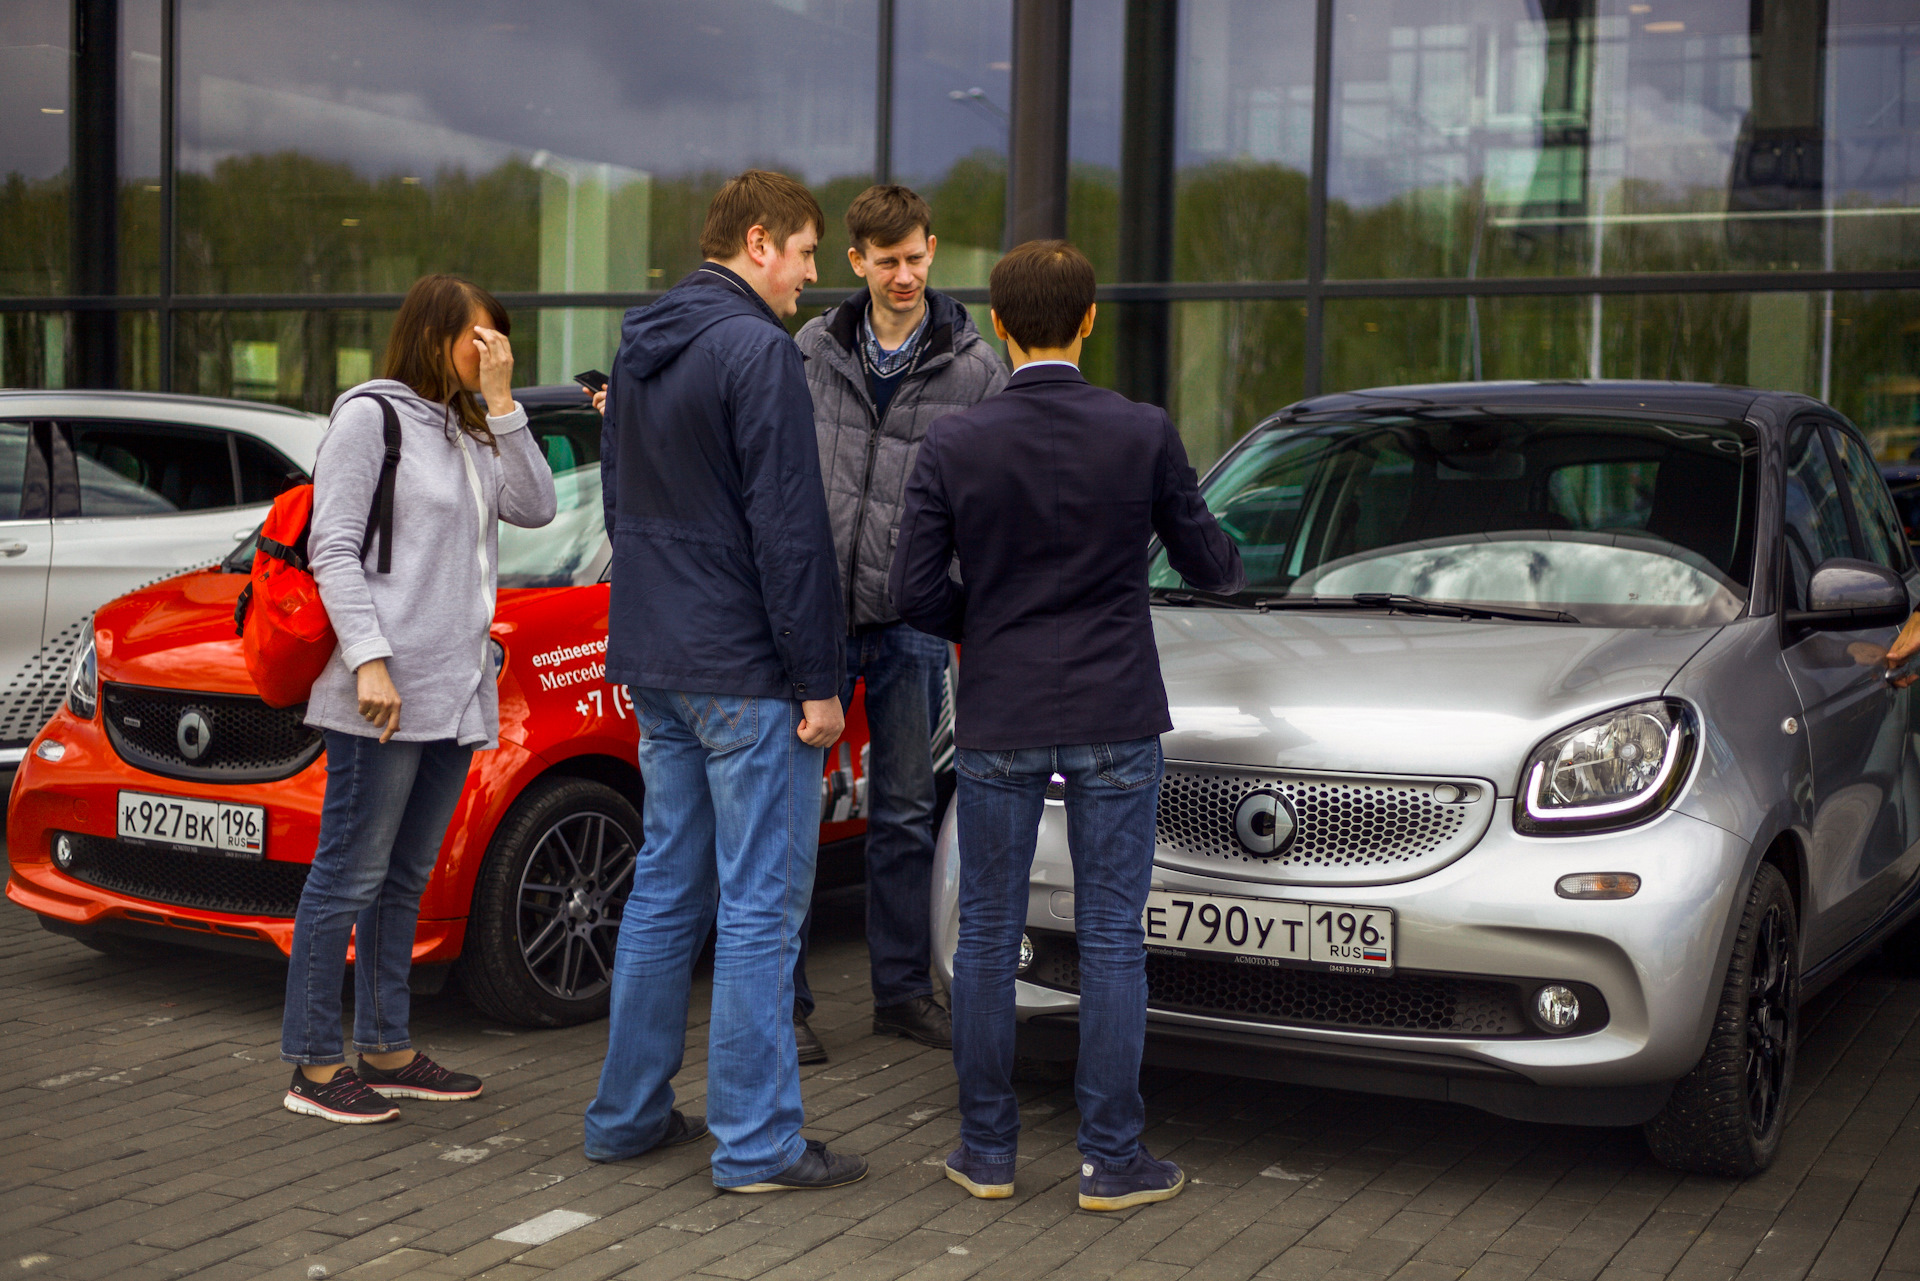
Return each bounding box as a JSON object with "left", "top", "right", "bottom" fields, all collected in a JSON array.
[{"left": 1016, "top": 1014, "right": 1672, "bottom": 1127}]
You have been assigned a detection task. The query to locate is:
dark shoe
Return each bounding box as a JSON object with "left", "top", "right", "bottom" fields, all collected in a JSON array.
[
  {"left": 724, "top": 1139, "right": 868, "bottom": 1193},
  {"left": 944, "top": 1145, "right": 1015, "bottom": 1199},
  {"left": 1079, "top": 1147, "right": 1186, "bottom": 1211},
  {"left": 283, "top": 1066, "right": 400, "bottom": 1124},
  {"left": 587, "top": 1110, "right": 709, "bottom": 1162},
  {"left": 795, "top": 1012, "right": 828, "bottom": 1065},
  {"left": 873, "top": 994, "right": 953, "bottom": 1049},
  {"left": 356, "top": 1052, "right": 483, "bottom": 1101}
]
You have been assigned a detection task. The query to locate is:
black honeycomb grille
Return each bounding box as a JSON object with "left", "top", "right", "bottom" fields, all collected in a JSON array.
[
  {"left": 56, "top": 831, "right": 308, "bottom": 917},
  {"left": 103, "top": 682, "right": 323, "bottom": 783},
  {"left": 1025, "top": 932, "right": 1533, "bottom": 1036},
  {"left": 1158, "top": 768, "right": 1469, "bottom": 871}
]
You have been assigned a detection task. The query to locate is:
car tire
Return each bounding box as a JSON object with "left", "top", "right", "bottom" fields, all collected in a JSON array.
[
  {"left": 1643, "top": 861, "right": 1798, "bottom": 1176},
  {"left": 456, "top": 776, "right": 641, "bottom": 1029}
]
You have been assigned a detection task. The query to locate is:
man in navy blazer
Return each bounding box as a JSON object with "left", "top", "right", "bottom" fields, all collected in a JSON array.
[{"left": 889, "top": 241, "right": 1244, "bottom": 1212}]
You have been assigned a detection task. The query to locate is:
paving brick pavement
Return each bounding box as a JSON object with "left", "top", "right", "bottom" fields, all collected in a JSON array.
[{"left": 10, "top": 886, "right": 1920, "bottom": 1280}]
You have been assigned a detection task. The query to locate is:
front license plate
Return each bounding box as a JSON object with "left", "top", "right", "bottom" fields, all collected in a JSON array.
[
  {"left": 116, "top": 790, "right": 265, "bottom": 859},
  {"left": 1142, "top": 889, "right": 1394, "bottom": 973}
]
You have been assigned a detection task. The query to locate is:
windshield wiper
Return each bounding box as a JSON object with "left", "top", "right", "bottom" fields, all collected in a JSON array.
[
  {"left": 1149, "top": 587, "right": 1266, "bottom": 610},
  {"left": 1348, "top": 592, "right": 1578, "bottom": 624}
]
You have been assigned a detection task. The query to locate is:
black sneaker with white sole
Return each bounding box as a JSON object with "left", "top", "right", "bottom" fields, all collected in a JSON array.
[
  {"left": 356, "top": 1053, "right": 484, "bottom": 1101},
  {"left": 284, "top": 1066, "right": 401, "bottom": 1123}
]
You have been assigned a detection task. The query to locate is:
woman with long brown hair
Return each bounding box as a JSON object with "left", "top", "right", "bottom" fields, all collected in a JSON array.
[{"left": 280, "top": 274, "right": 556, "bottom": 1122}]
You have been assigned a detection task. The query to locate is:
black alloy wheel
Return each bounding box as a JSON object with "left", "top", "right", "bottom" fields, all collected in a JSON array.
[
  {"left": 1644, "top": 860, "right": 1799, "bottom": 1176},
  {"left": 458, "top": 777, "right": 642, "bottom": 1027},
  {"left": 1746, "top": 901, "right": 1795, "bottom": 1138}
]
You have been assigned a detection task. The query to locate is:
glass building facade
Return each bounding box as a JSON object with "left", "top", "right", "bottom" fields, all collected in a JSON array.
[{"left": 5, "top": 0, "right": 1919, "bottom": 468}]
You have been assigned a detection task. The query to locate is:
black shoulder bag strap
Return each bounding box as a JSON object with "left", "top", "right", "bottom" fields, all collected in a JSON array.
[{"left": 345, "top": 392, "right": 403, "bottom": 574}]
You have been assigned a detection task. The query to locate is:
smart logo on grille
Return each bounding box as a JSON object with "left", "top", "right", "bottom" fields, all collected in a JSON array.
[
  {"left": 1232, "top": 789, "right": 1297, "bottom": 857},
  {"left": 176, "top": 710, "right": 212, "bottom": 761}
]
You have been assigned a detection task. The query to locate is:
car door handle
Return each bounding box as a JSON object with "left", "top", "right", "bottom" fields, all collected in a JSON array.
[{"left": 0, "top": 542, "right": 26, "bottom": 557}]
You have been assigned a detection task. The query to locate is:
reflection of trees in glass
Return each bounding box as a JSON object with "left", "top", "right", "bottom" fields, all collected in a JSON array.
[{"left": 0, "top": 173, "right": 68, "bottom": 296}]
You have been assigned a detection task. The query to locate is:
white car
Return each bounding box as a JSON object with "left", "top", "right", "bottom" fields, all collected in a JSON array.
[{"left": 0, "top": 392, "right": 322, "bottom": 763}]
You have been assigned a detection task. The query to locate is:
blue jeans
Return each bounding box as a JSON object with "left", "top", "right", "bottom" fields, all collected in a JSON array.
[
  {"left": 795, "top": 623, "right": 947, "bottom": 1015},
  {"left": 585, "top": 688, "right": 824, "bottom": 1187},
  {"left": 281, "top": 731, "right": 473, "bottom": 1065},
  {"left": 950, "top": 737, "right": 1163, "bottom": 1171}
]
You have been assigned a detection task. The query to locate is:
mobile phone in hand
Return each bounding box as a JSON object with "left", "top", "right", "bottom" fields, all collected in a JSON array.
[{"left": 574, "top": 369, "right": 609, "bottom": 393}]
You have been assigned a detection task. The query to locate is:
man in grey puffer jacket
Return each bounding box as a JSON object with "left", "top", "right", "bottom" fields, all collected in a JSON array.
[{"left": 790, "top": 185, "right": 1008, "bottom": 1059}]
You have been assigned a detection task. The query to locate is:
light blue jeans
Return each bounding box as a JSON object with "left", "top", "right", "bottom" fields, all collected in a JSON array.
[{"left": 584, "top": 688, "right": 824, "bottom": 1186}]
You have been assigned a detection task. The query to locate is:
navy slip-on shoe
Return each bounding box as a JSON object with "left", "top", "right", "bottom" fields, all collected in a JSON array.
[
  {"left": 944, "top": 1145, "right": 1015, "bottom": 1199},
  {"left": 723, "top": 1139, "right": 868, "bottom": 1192},
  {"left": 587, "top": 1110, "right": 709, "bottom": 1162},
  {"left": 1078, "top": 1147, "right": 1186, "bottom": 1211}
]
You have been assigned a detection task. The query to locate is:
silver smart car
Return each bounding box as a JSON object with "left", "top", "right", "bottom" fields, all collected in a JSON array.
[{"left": 931, "top": 381, "right": 1920, "bottom": 1176}]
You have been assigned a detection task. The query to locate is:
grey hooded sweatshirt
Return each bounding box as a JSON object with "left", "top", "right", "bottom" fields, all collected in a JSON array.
[
  {"left": 306, "top": 380, "right": 557, "bottom": 748},
  {"left": 794, "top": 290, "right": 1008, "bottom": 632}
]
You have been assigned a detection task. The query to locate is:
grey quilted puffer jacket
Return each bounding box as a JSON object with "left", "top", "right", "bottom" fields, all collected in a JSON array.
[{"left": 796, "top": 289, "right": 1009, "bottom": 631}]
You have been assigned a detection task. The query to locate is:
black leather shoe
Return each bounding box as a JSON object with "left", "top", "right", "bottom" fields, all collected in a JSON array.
[
  {"left": 724, "top": 1139, "right": 868, "bottom": 1192},
  {"left": 873, "top": 994, "right": 953, "bottom": 1049},
  {"left": 586, "top": 1109, "right": 708, "bottom": 1162},
  {"left": 795, "top": 1012, "right": 828, "bottom": 1065}
]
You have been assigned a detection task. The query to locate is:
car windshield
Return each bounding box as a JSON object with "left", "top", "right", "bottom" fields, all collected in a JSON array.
[
  {"left": 1150, "top": 412, "right": 1759, "bottom": 627},
  {"left": 224, "top": 400, "right": 611, "bottom": 587}
]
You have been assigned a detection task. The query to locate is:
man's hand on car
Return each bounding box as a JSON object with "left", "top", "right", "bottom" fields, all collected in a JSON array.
[{"left": 797, "top": 697, "right": 844, "bottom": 748}]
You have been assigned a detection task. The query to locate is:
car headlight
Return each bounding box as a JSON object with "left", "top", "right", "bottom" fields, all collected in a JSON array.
[
  {"left": 1517, "top": 699, "right": 1695, "bottom": 834},
  {"left": 66, "top": 636, "right": 98, "bottom": 720}
]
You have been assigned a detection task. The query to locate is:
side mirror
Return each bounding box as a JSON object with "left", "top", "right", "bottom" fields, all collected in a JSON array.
[{"left": 1785, "top": 558, "right": 1912, "bottom": 630}]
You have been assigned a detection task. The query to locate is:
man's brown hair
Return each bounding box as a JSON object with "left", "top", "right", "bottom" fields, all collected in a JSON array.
[
  {"left": 699, "top": 169, "right": 826, "bottom": 261},
  {"left": 380, "top": 273, "right": 508, "bottom": 449},
  {"left": 988, "top": 240, "right": 1096, "bottom": 350},
  {"left": 846, "top": 184, "right": 933, "bottom": 252}
]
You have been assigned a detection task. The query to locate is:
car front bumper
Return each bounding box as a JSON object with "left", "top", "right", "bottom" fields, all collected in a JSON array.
[{"left": 931, "top": 794, "right": 1752, "bottom": 1125}]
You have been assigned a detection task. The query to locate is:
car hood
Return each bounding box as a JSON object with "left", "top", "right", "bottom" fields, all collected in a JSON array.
[
  {"left": 1154, "top": 608, "right": 1720, "bottom": 790},
  {"left": 93, "top": 570, "right": 254, "bottom": 694}
]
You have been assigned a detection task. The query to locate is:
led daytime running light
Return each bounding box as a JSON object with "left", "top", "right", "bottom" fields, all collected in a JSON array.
[{"left": 1520, "top": 700, "right": 1694, "bottom": 833}]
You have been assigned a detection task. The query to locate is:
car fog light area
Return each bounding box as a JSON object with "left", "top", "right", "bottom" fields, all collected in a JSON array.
[
  {"left": 1556, "top": 872, "right": 1641, "bottom": 900},
  {"left": 1018, "top": 933, "right": 1035, "bottom": 973},
  {"left": 1534, "top": 984, "right": 1580, "bottom": 1032},
  {"left": 1519, "top": 699, "right": 1695, "bottom": 834},
  {"left": 34, "top": 739, "right": 65, "bottom": 763},
  {"left": 53, "top": 834, "right": 74, "bottom": 869}
]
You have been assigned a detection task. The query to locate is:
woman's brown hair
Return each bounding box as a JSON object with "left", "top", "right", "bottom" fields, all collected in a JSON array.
[{"left": 380, "top": 274, "right": 509, "bottom": 449}]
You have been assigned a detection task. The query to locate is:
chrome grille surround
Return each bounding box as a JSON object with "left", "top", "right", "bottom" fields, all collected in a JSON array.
[{"left": 1156, "top": 762, "right": 1496, "bottom": 886}]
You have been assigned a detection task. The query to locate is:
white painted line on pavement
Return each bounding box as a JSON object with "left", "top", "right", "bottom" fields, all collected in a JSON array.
[{"left": 495, "top": 1209, "right": 600, "bottom": 1245}]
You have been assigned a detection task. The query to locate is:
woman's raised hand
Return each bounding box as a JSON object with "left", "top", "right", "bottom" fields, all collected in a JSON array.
[{"left": 473, "top": 326, "right": 515, "bottom": 418}]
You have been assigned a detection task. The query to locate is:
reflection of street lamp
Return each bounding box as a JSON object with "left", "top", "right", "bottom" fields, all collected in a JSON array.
[
  {"left": 948, "top": 87, "right": 1008, "bottom": 124},
  {"left": 530, "top": 149, "right": 587, "bottom": 374}
]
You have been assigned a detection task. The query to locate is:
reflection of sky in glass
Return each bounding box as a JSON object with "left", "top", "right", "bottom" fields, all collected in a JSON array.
[
  {"left": 1300, "top": 540, "right": 1739, "bottom": 611},
  {"left": 175, "top": 0, "right": 881, "bottom": 184}
]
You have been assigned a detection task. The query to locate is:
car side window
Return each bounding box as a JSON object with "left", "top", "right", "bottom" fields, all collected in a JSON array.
[
  {"left": 1829, "top": 428, "right": 1913, "bottom": 573},
  {"left": 1782, "top": 421, "right": 1856, "bottom": 609},
  {"left": 0, "top": 422, "right": 37, "bottom": 522},
  {"left": 67, "top": 422, "right": 238, "bottom": 516},
  {"left": 234, "top": 435, "right": 308, "bottom": 505}
]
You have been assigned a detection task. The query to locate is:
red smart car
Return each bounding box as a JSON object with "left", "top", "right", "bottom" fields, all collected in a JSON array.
[{"left": 5, "top": 387, "right": 937, "bottom": 1026}]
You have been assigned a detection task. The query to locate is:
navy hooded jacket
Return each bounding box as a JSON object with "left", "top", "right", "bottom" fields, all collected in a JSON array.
[{"left": 601, "top": 264, "right": 843, "bottom": 701}]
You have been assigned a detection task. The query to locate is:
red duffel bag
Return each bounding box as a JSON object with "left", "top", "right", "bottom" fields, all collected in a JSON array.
[{"left": 234, "top": 393, "right": 402, "bottom": 708}]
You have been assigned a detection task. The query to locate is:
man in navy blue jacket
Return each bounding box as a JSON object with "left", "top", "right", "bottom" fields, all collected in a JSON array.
[
  {"left": 890, "top": 241, "right": 1244, "bottom": 1212},
  {"left": 585, "top": 171, "right": 865, "bottom": 1194}
]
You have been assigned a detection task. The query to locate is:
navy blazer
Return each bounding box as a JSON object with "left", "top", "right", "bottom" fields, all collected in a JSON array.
[{"left": 889, "top": 364, "right": 1244, "bottom": 750}]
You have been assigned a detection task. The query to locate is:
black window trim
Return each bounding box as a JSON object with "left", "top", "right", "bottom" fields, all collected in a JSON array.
[{"left": 50, "top": 418, "right": 300, "bottom": 519}]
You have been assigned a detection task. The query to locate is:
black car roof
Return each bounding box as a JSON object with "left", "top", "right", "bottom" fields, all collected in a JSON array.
[
  {"left": 1281, "top": 380, "right": 1788, "bottom": 423},
  {"left": 516, "top": 383, "right": 604, "bottom": 411}
]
